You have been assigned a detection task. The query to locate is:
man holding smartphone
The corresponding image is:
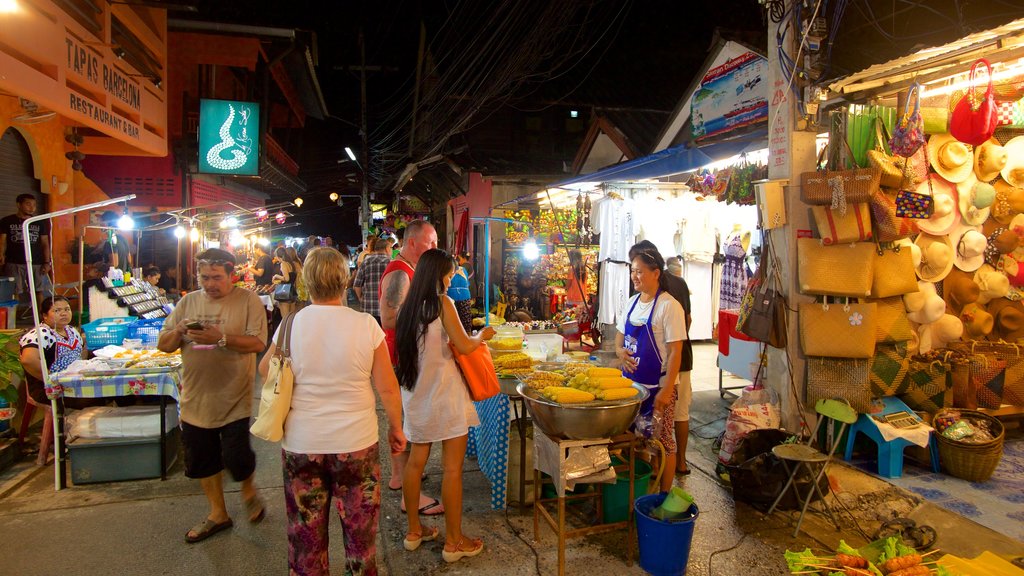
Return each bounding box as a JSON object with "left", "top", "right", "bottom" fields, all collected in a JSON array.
[{"left": 158, "top": 248, "right": 269, "bottom": 543}]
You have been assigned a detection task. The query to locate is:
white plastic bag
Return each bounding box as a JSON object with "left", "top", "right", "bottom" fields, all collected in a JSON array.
[{"left": 718, "top": 384, "right": 781, "bottom": 464}]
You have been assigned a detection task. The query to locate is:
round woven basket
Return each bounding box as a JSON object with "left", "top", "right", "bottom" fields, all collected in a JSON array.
[{"left": 934, "top": 409, "right": 1005, "bottom": 483}]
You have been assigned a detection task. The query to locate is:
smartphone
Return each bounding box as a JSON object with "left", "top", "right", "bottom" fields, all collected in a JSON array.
[{"left": 186, "top": 321, "right": 205, "bottom": 330}]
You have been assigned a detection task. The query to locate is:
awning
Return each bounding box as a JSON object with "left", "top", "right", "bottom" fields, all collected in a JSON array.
[{"left": 552, "top": 132, "right": 766, "bottom": 189}]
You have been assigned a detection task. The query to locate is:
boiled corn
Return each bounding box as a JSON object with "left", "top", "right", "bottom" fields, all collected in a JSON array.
[
  {"left": 589, "top": 376, "right": 633, "bottom": 389},
  {"left": 587, "top": 367, "right": 622, "bottom": 378},
  {"left": 596, "top": 388, "right": 638, "bottom": 401},
  {"left": 542, "top": 386, "right": 595, "bottom": 403}
]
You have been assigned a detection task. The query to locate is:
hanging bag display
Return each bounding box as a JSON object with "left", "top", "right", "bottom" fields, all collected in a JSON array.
[
  {"left": 806, "top": 357, "right": 874, "bottom": 413},
  {"left": 870, "top": 243, "right": 919, "bottom": 298},
  {"left": 250, "top": 313, "right": 297, "bottom": 442},
  {"left": 797, "top": 238, "right": 875, "bottom": 297},
  {"left": 869, "top": 342, "right": 912, "bottom": 397},
  {"left": 867, "top": 118, "right": 912, "bottom": 189},
  {"left": 800, "top": 167, "right": 881, "bottom": 207},
  {"left": 894, "top": 190, "right": 934, "bottom": 218},
  {"left": 738, "top": 235, "right": 788, "bottom": 349},
  {"left": 889, "top": 83, "right": 927, "bottom": 157},
  {"left": 811, "top": 202, "right": 873, "bottom": 246},
  {"left": 799, "top": 297, "right": 878, "bottom": 359},
  {"left": 870, "top": 191, "right": 919, "bottom": 242},
  {"left": 950, "top": 59, "right": 998, "bottom": 146},
  {"left": 867, "top": 296, "right": 914, "bottom": 343}
]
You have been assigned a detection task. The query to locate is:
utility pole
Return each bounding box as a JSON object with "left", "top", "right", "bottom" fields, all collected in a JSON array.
[
  {"left": 359, "top": 28, "right": 370, "bottom": 236},
  {"left": 408, "top": 20, "right": 426, "bottom": 157}
]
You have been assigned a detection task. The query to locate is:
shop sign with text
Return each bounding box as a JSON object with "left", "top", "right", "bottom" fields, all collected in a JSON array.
[
  {"left": 198, "top": 99, "right": 261, "bottom": 176},
  {"left": 691, "top": 51, "right": 768, "bottom": 140}
]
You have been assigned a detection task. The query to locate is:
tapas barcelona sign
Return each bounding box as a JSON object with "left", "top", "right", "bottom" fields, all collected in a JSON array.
[
  {"left": 64, "top": 35, "right": 142, "bottom": 140},
  {"left": 198, "top": 99, "right": 261, "bottom": 176}
]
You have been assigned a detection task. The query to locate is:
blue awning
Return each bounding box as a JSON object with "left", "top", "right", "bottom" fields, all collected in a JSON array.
[{"left": 553, "top": 131, "right": 766, "bottom": 188}]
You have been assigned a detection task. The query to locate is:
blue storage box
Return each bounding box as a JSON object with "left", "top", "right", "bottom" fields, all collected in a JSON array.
[
  {"left": 82, "top": 317, "right": 133, "bottom": 349},
  {"left": 68, "top": 427, "right": 180, "bottom": 484},
  {"left": 129, "top": 318, "right": 165, "bottom": 347},
  {"left": 0, "top": 278, "right": 15, "bottom": 302}
]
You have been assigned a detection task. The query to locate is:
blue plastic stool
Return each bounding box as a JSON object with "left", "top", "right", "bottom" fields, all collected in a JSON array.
[{"left": 842, "top": 396, "right": 940, "bottom": 478}]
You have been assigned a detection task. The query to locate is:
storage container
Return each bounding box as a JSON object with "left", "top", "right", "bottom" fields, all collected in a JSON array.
[
  {"left": 68, "top": 427, "right": 180, "bottom": 484},
  {"left": 81, "top": 317, "right": 134, "bottom": 349},
  {"left": 129, "top": 317, "right": 165, "bottom": 347},
  {"left": 487, "top": 325, "right": 524, "bottom": 352}
]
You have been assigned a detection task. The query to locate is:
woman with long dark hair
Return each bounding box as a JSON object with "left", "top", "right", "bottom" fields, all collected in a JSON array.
[
  {"left": 395, "top": 249, "right": 495, "bottom": 563},
  {"left": 273, "top": 246, "right": 302, "bottom": 318}
]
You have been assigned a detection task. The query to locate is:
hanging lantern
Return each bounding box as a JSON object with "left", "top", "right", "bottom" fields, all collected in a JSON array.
[
  {"left": 256, "top": 208, "right": 268, "bottom": 223},
  {"left": 275, "top": 212, "right": 287, "bottom": 224}
]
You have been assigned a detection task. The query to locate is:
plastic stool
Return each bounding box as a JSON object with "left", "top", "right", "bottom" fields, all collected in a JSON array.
[{"left": 842, "top": 397, "right": 940, "bottom": 478}]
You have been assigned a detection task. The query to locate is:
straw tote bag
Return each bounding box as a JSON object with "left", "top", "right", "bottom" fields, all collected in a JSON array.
[
  {"left": 901, "top": 360, "right": 953, "bottom": 412},
  {"left": 867, "top": 296, "right": 914, "bottom": 343},
  {"left": 870, "top": 191, "right": 919, "bottom": 242},
  {"left": 869, "top": 342, "right": 911, "bottom": 397},
  {"left": 799, "top": 298, "right": 878, "bottom": 359},
  {"left": 811, "top": 203, "right": 873, "bottom": 246},
  {"left": 870, "top": 244, "right": 919, "bottom": 298},
  {"left": 797, "top": 238, "right": 875, "bottom": 297},
  {"left": 807, "top": 358, "right": 874, "bottom": 413},
  {"left": 251, "top": 313, "right": 298, "bottom": 442}
]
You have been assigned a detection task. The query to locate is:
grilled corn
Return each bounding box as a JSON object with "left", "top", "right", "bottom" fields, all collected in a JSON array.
[
  {"left": 589, "top": 376, "right": 633, "bottom": 389},
  {"left": 562, "top": 362, "right": 592, "bottom": 377},
  {"left": 542, "top": 386, "right": 595, "bottom": 403},
  {"left": 587, "top": 367, "right": 622, "bottom": 378},
  {"left": 493, "top": 352, "right": 532, "bottom": 369},
  {"left": 595, "top": 387, "right": 638, "bottom": 401}
]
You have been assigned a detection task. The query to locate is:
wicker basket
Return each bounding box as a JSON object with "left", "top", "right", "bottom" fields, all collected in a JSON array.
[{"left": 934, "top": 409, "right": 1005, "bottom": 482}]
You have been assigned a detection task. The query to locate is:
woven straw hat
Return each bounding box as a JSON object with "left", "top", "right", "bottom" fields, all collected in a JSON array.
[
  {"left": 991, "top": 179, "right": 1024, "bottom": 225},
  {"left": 914, "top": 233, "right": 955, "bottom": 282},
  {"left": 950, "top": 223, "right": 987, "bottom": 272},
  {"left": 974, "top": 138, "right": 1008, "bottom": 182},
  {"left": 916, "top": 176, "right": 960, "bottom": 236},
  {"left": 1000, "top": 135, "right": 1024, "bottom": 188},
  {"left": 974, "top": 264, "right": 1011, "bottom": 304},
  {"left": 957, "top": 175, "right": 995, "bottom": 226},
  {"left": 985, "top": 297, "right": 1024, "bottom": 342},
  {"left": 943, "top": 268, "right": 981, "bottom": 313},
  {"left": 960, "top": 302, "right": 995, "bottom": 338},
  {"left": 929, "top": 134, "right": 975, "bottom": 183}
]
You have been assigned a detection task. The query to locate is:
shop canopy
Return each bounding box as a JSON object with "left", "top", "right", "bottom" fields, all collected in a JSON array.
[{"left": 551, "top": 132, "right": 766, "bottom": 190}]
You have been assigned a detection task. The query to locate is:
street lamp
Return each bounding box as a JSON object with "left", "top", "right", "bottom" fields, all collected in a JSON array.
[
  {"left": 329, "top": 192, "right": 339, "bottom": 202},
  {"left": 293, "top": 197, "right": 304, "bottom": 207},
  {"left": 345, "top": 147, "right": 357, "bottom": 162}
]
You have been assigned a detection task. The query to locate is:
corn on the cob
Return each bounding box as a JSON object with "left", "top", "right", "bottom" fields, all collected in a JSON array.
[
  {"left": 596, "top": 388, "right": 638, "bottom": 401},
  {"left": 542, "top": 386, "right": 595, "bottom": 403},
  {"left": 493, "top": 352, "right": 532, "bottom": 369},
  {"left": 590, "top": 376, "right": 633, "bottom": 389},
  {"left": 525, "top": 370, "right": 567, "bottom": 389},
  {"left": 588, "top": 367, "right": 622, "bottom": 378},
  {"left": 562, "top": 362, "right": 592, "bottom": 377}
]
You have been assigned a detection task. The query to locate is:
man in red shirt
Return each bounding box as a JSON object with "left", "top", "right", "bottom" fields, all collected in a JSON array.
[{"left": 378, "top": 220, "right": 443, "bottom": 515}]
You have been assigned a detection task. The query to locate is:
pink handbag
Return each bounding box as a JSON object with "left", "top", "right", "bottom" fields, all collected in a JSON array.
[{"left": 950, "top": 59, "right": 998, "bottom": 146}]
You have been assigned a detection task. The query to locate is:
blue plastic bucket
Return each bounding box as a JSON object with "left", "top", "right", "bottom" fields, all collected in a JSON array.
[{"left": 635, "top": 493, "right": 698, "bottom": 576}]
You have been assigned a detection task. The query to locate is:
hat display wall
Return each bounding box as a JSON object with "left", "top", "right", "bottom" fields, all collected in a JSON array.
[
  {"left": 974, "top": 138, "right": 1008, "bottom": 182},
  {"left": 929, "top": 134, "right": 975, "bottom": 183},
  {"left": 985, "top": 297, "right": 1024, "bottom": 342},
  {"left": 906, "top": 281, "right": 946, "bottom": 324},
  {"left": 919, "top": 314, "right": 964, "bottom": 353},
  {"left": 1001, "top": 135, "right": 1024, "bottom": 188},
  {"left": 950, "top": 223, "right": 987, "bottom": 272},
  {"left": 916, "top": 176, "right": 960, "bottom": 235},
  {"left": 914, "top": 233, "right": 955, "bottom": 282},
  {"left": 974, "top": 264, "right": 1011, "bottom": 304},
  {"left": 956, "top": 175, "right": 995, "bottom": 226},
  {"left": 991, "top": 180, "right": 1024, "bottom": 225},
  {"left": 943, "top": 268, "right": 981, "bottom": 313},
  {"left": 960, "top": 302, "right": 994, "bottom": 338}
]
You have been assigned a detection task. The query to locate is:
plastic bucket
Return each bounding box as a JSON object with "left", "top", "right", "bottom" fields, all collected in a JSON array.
[
  {"left": 601, "top": 456, "right": 652, "bottom": 523},
  {"left": 635, "top": 493, "right": 698, "bottom": 576}
]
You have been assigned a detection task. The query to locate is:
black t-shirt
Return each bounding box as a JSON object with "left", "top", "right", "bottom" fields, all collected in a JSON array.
[
  {"left": 102, "top": 233, "right": 131, "bottom": 272},
  {"left": 0, "top": 214, "right": 50, "bottom": 264},
  {"left": 253, "top": 254, "right": 274, "bottom": 285},
  {"left": 664, "top": 273, "right": 694, "bottom": 373}
]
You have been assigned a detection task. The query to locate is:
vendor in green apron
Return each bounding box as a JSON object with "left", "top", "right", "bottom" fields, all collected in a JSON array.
[{"left": 615, "top": 248, "right": 686, "bottom": 493}]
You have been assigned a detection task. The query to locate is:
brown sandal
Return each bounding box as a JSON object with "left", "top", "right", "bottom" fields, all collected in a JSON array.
[
  {"left": 244, "top": 495, "right": 265, "bottom": 524},
  {"left": 185, "top": 518, "right": 233, "bottom": 543}
]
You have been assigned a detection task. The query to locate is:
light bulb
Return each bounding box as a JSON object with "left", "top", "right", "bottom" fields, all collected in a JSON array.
[
  {"left": 174, "top": 225, "right": 186, "bottom": 239},
  {"left": 294, "top": 197, "right": 304, "bottom": 207},
  {"left": 117, "top": 213, "right": 135, "bottom": 230},
  {"left": 258, "top": 237, "right": 271, "bottom": 246},
  {"left": 523, "top": 239, "right": 540, "bottom": 261},
  {"left": 330, "top": 192, "right": 339, "bottom": 202},
  {"left": 189, "top": 227, "right": 200, "bottom": 242}
]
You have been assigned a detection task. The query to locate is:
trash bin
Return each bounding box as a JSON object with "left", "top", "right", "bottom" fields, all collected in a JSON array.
[
  {"left": 635, "top": 493, "right": 698, "bottom": 576},
  {"left": 601, "top": 456, "right": 651, "bottom": 523}
]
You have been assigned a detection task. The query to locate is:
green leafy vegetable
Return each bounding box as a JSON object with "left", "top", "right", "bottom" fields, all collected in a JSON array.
[
  {"left": 836, "top": 540, "right": 860, "bottom": 556},
  {"left": 877, "top": 536, "right": 917, "bottom": 564},
  {"left": 784, "top": 548, "right": 819, "bottom": 572}
]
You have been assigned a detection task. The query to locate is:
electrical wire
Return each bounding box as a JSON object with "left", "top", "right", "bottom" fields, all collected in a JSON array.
[
  {"left": 707, "top": 533, "right": 749, "bottom": 574},
  {"left": 503, "top": 506, "right": 543, "bottom": 576}
]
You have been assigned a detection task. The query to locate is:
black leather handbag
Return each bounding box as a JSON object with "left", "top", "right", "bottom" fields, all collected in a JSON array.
[{"left": 273, "top": 283, "right": 295, "bottom": 302}]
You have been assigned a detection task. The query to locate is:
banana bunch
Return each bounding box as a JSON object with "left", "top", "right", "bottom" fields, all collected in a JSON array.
[
  {"left": 541, "top": 386, "right": 595, "bottom": 403},
  {"left": 492, "top": 352, "right": 532, "bottom": 370}
]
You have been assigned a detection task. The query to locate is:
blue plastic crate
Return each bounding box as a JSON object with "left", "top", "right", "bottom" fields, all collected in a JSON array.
[
  {"left": 0, "top": 278, "right": 15, "bottom": 302},
  {"left": 129, "top": 317, "right": 165, "bottom": 347},
  {"left": 82, "top": 317, "right": 133, "bottom": 349}
]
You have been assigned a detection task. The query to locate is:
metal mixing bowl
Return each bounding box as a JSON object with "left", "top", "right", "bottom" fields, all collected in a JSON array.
[{"left": 516, "top": 382, "right": 649, "bottom": 440}]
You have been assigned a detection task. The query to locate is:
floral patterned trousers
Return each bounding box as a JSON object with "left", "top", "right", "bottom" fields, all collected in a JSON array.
[{"left": 282, "top": 444, "right": 381, "bottom": 576}]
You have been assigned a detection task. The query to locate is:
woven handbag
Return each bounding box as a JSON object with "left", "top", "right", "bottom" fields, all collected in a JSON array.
[
  {"left": 901, "top": 360, "right": 952, "bottom": 412},
  {"left": 800, "top": 168, "right": 881, "bottom": 207},
  {"left": 868, "top": 118, "right": 910, "bottom": 189},
  {"left": 867, "top": 296, "right": 914, "bottom": 343},
  {"left": 797, "top": 239, "right": 875, "bottom": 297},
  {"left": 799, "top": 299, "right": 878, "bottom": 358},
  {"left": 889, "top": 83, "right": 927, "bottom": 157},
  {"left": 811, "top": 203, "right": 873, "bottom": 246},
  {"left": 807, "top": 357, "right": 874, "bottom": 413},
  {"left": 870, "top": 191, "right": 919, "bottom": 242},
  {"left": 870, "top": 342, "right": 911, "bottom": 397},
  {"left": 870, "top": 244, "right": 919, "bottom": 298}
]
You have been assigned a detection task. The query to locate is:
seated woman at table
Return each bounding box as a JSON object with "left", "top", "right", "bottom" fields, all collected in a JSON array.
[
  {"left": 395, "top": 249, "right": 495, "bottom": 563},
  {"left": 258, "top": 247, "right": 406, "bottom": 575},
  {"left": 19, "top": 296, "right": 99, "bottom": 466}
]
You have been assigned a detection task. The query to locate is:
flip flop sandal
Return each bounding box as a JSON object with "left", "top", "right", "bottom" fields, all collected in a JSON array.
[
  {"left": 244, "top": 495, "right": 266, "bottom": 524},
  {"left": 400, "top": 497, "right": 445, "bottom": 516},
  {"left": 403, "top": 526, "right": 440, "bottom": 551},
  {"left": 442, "top": 536, "right": 484, "bottom": 563},
  {"left": 185, "top": 518, "right": 233, "bottom": 543}
]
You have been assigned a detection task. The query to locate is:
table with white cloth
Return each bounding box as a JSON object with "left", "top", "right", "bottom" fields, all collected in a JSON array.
[{"left": 47, "top": 367, "right": 182, "bottom": 489}]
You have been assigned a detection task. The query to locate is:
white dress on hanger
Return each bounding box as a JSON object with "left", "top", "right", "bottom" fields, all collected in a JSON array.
[{"left": 592, "top": 196, "right": 639, "bottom": 325}]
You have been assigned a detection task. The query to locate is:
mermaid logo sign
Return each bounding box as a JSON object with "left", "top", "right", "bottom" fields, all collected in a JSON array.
[{"left": 198, "top": 99, "right": 260, "bottom": 175}]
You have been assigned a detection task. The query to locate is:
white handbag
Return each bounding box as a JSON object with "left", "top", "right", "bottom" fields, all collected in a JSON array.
[{"left": 250, "top": 313, "right": 297, "bottom": 442}]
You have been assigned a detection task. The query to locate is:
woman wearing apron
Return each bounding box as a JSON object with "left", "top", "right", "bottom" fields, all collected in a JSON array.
[{"left": 615, "top": 249, "right": 686, "bottom": 493}]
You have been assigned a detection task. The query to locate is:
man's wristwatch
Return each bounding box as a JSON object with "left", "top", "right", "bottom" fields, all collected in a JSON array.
[{"left": 217, "top": 334, "right": 228, "bottom": 348}]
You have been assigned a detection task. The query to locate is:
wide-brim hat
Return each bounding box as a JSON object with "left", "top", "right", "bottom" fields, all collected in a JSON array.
[
  {"left": 916, "top": 175, "right": 960, "bottom": 235},
  {"left": 919, "top": 314, "right": 964, "bottom": 353},
  {"left": 985, "top": 297, "right": 1024, "bottom": 342},
  {"left": 991, "top": 179, "right": 1024, "bottom": 225},
  {"left": 1000, "top": 135, "right": 1024, "bottom": 188},
  {"left": 975, "top": 138, "right": 1008, "bottom": 182},
  {"left": 895, "top": 237, "right": 922, "bottom": 268},
  {"left": 943, "top": 267, "right": 981, "bottom": 313},
  {"left": 929, "top": 133, "right": 975, "bottom": 183},
  {"left": 914, "top": 233, "right": 955, "bottom": 282},
  {"left": 906, "top": 281, "right": 946, "bottom": 324},
  {"left": 984, "top": 227, "right": 1021, "bottom": 267},
  {"left": 960, "top": 302, "right": 995, "bottom": 338},
  {"left": 957, "top": 174, "right": 995, "bottom": 226},
  {"left": 949, "top": 223, "right": 987, "bottom": 272},
  {"left": 974, "top": 263, "right": 1011, "bottom": 304}
]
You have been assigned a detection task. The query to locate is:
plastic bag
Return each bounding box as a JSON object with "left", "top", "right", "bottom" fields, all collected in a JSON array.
[{"left": 718, "top": 384, "right": 781, "bottom": 464}]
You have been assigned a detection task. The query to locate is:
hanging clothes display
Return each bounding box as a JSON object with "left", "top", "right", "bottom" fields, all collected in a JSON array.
[
  {"left": 592, "top": 195, "right": 639, "bottom": 324},
  {"left": 637, "top": 196, "right": 683, "bottom": 259},
  {"left": 678, "top": 195, "right": 718, "bottom": 263},
  {"left": 684, "top": 260, "right": 715, "bottom": 340},
  {"left": 719, "top": 231, "right": 750, "bottom": 310}
]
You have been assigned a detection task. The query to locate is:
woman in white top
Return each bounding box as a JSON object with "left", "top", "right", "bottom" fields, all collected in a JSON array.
[
  {"left": 395, "top": 249, "right": 495, "bottom": 563},
  {"left": 258, "top": 248, "right": 405, "bottom": 576}
]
